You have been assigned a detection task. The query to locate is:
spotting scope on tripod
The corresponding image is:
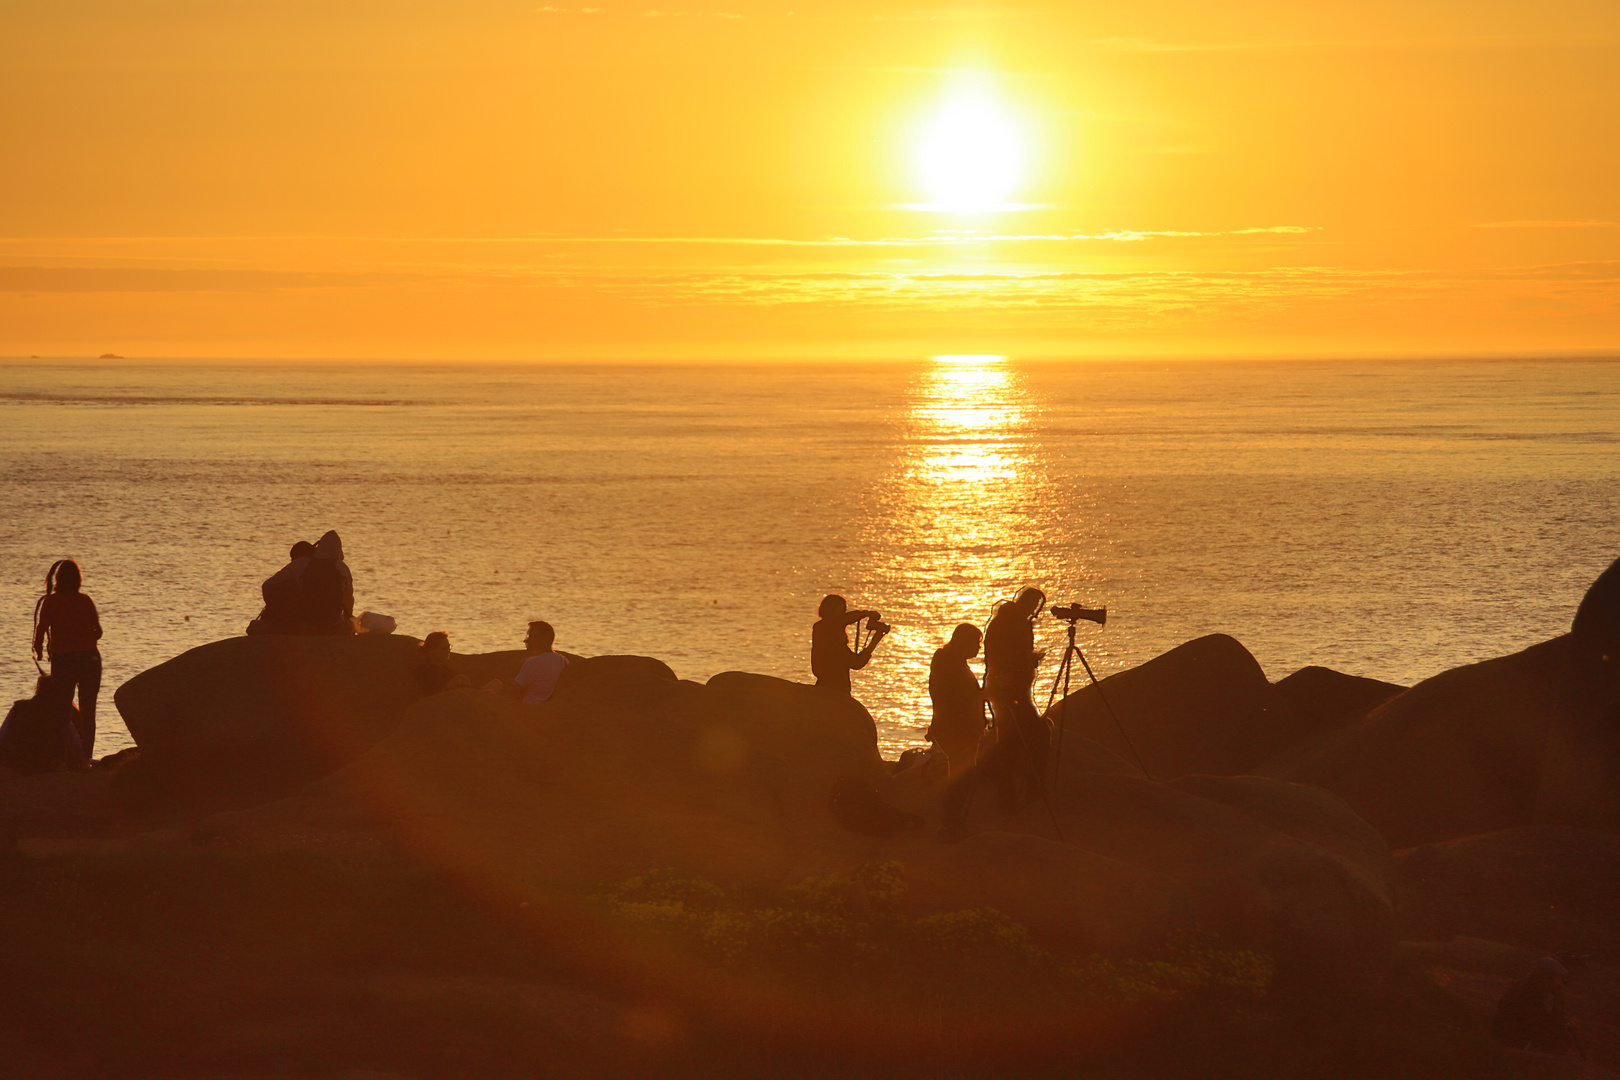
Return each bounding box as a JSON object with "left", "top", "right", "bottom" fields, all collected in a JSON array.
[{"left": 1045, "top": 602, "right": 1151, "bottom": 786}]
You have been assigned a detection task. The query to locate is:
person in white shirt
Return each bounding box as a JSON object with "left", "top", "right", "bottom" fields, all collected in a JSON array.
[{"left": 508, "top": 621, "right": 567, "bottom": 706}]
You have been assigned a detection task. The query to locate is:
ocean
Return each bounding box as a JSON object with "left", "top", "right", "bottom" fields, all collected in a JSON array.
[{"left": 2, "top": 356, "right": 1617, "bottom": 759}]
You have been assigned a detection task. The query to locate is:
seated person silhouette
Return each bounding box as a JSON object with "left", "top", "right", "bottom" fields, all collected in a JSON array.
[
  {"left": 0, "top": 674, "right": 83, "bottom": 776},
  {"left": 253, "top": 540, "right": 315, "bottom": 634},
  {"left": 507, "top": 621, "right": 567, "bottom": 706},
  {"left": 812, "top": 594, "right": 888, "bottom": 696},
  {"left": 927, "top": 623, "right": 985, "bottom": 777},
  {"left": 414, "top": 631, "right": 472, "bottom": 695}
]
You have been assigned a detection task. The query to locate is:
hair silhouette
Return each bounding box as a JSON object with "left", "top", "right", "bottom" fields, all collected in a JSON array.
[{"left": 32, "top": 559, "right": 82, "bottom": 649}]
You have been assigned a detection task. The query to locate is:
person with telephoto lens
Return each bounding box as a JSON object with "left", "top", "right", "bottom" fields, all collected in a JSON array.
[
  {"left": 941, "top": 587, "right": 1048, "bottom": 840},
  {"left": 812, "top": 593, "right": 889, "bottom": 696}
]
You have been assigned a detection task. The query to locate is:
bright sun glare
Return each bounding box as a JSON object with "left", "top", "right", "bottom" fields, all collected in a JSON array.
[{"left": 915, "top": 78, "right": 1026, "bottom": 212}]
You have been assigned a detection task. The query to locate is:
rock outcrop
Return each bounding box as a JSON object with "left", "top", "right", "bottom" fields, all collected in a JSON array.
[
  {"left": 1395, "top": 825, "right": 1620, "bottom": 956},
  {"left": 114, "top": 634, "right": 425, "bottom": 806},
  {"left": 203, "top": 653, "right": 1397, "bottom": 989},
  {"left": 1535, "top": 556, "right": 1620, "bottom": 834},
  {"left": 1042, "top": 634, "right": 1307, "bottom": 781},
  {"left": 1263, "top": 637, "right": 1568, "bottom": 849},
  {"left": 1258, "top": 666, "right": 1405, "bottom": 774}
]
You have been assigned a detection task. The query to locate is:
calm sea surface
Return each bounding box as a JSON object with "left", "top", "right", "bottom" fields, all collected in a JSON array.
[{"left": 2, "top": 357, "right": 1617, "bottom": 759}]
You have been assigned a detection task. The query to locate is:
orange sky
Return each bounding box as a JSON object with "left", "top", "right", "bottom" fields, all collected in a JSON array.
[{"left": 3, "top": 0, "right": 1618, "bottom": 358}]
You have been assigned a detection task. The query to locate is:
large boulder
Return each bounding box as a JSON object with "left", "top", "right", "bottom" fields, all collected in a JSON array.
[
  {"left": 114, "top": 634, "right": 424, "bottom": 807},
  {"left": 1273, "top": 666, "right": 1406, "bottom": 733},
  {"left": 1258, "top": 666, "right": 1406, "bottom": 774},
  {"left": 1043, "top": 634, "right": 1306, "bottom": 780},
  {"left": 1264, "top": 636, "right": 1568, "bottom": 848},
  {"left": 1535, "top": 557, "right": 1620, "bottom": 834},
  {"left": 1395, "top": 826, "right": 1620, "bottom": 955},
  {"left": 1044, "top": 772, "right": 1397, "bottom": 988}
]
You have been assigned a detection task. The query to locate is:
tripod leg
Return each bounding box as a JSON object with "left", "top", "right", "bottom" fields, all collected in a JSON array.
[
  {"left": 1074, "top": 647, "right": 1153, "bottom": 781},
  {"left": 1050, "top": 645, "right": 1075, "bottom": 795}
]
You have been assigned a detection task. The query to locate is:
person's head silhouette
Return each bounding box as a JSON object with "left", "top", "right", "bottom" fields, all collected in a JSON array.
[
  {"left": 1011, "top": 587, "right": 1046, "bottom": 620},
  {"left": 948, "top": 623, "right": 983, "bottom": 658},
  {"left": 818, "top": 594, "right": 847, "bottom": 620},
  {"left": 524, "top": 621, "right": 555, "bottom": 654}
]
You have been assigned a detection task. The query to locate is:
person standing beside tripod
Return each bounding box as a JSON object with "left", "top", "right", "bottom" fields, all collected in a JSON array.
[
  {"left": 941, "top": 587, "right": 1047, "bottom": 839},
  {"left": 982, "top": 587, "right": 1050, "bottom": 803},
  {"left": 811, "top": 594, "right": 889, "bottom": 696}
]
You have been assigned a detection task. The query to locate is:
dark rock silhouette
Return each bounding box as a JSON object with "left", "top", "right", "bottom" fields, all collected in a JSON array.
[
  {"left": 1259, "top": 665, "right": 1406, "bottom": 774},
  {"left": 1536, "top": 556, "right": 1620, "bottom": 834},
  {"left": 113, "top": 634, "right": 426, "bottom": 807},
  {"left": 1395, "top": 825, "right": 1620, "bottom": 956},
  {"left": 1043, "top": 634, "right": 1307, "bottom": 780},
  {"left": 1263, "top": 637, "right": 1567, "bottom": 849},
  {"left": 193, "top": 654, "right": 1396, "bottom": 989}
]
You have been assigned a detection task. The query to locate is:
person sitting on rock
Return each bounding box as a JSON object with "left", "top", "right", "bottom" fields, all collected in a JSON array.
[
  {"left": 1491, "top": 957, "right": 1584, "bottom": 1057},
  {"left": 250, "top": 540, "right": 315, "bottom": 635},
  {"left": 506, "top": 621, "right": 567, "bottom": 706},
  {"left": 0, "top": 674, "right": 83, "bottom": 777},
  {"left": 414, "top": 631, "right": 472, "bottom": 695},
  {"left": 300, "top": 531, "right": 354, "bottom": 635},
  {"left": 812, "top": 594, "right": 888, "bottom": 696},
  {"left": 927, "top": 623, "right": 985, "bottom": 777},
  {"left": 313, "top": 530, "right": 355, "bottom": 621}
]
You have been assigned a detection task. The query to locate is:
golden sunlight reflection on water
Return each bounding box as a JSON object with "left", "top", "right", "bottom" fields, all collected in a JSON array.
[{"left": 859, "top": 354, "right": 1059, "bottom": 747}]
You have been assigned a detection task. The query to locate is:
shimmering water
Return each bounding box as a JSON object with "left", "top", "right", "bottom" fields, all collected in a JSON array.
[{"left": 2, "top": 357, "right": 1617, "bottom": 758}]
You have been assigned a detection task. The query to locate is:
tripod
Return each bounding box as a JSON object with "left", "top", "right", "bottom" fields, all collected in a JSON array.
[{"left": 1046, "top": 614, "right": 1151, "bottom": 789}]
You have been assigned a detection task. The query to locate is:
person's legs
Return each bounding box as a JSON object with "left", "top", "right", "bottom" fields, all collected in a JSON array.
[
  {"left": 50, "top": 650, "right": 99, "bottom": 763},
  {"left": 941, "top": 753, "right": 990, "bottom": 840},
  {"left": 76, "top": 652, "right": 100, "bottom": 762}
]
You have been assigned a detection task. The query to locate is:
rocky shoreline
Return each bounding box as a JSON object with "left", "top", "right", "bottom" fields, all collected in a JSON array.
[{"left": 1, "top": 563, "right": 1617, "bottom": 1079}]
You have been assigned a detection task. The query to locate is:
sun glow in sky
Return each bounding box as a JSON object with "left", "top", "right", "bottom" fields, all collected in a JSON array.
[
  {"left": 2, "top": 1, "right": 1619, "bottom": 359},
  {"left": 914, "top": 77, "right": 1027, "bottom": 212}
]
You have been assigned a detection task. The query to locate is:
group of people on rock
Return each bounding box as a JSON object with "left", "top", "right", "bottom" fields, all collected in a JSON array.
[
  {"left": 1, "top": 537, "right": 577, "bottom": 777},
  {"left": 411, "top": 621, "right": 568, "bottom": 708},
  {"left": 248, "top": 531, "right": 356, "bottom": 636},
  {"left": 811, "top": 585, "right": 1052, "bottom": 840}
]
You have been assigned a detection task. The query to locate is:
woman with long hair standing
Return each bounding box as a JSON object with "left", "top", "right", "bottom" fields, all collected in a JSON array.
[{"left": 31, "top": 559, "right": 102, "bottom": 765}]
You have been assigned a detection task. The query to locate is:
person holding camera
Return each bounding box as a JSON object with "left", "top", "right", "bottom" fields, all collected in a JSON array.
[{"left": 812, "top": 594, "right": 889, "bottom": 696}]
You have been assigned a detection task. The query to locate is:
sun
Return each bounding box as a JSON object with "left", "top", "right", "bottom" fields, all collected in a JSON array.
[{"left": 914, "top": 76, "right": 1027, "bottom": 212}]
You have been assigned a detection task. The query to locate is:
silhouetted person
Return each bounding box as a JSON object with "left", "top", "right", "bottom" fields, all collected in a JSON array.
[
  {"left": 0, "top": 674, "right": 82, "bottom": 777},
  {"left": 415, "top": 631, "right": 472, "bottom": 695},
  {"left": 253, "top": 540, "right": 315, "bottom": 634},
  {"left": 314, "top": 530, "right": 355, "bottom": 620},
  {"left": 941, "top": 588, "right": 1049, "bottom": 840},
  {"left": 31, "top": 559, "right": 101, "bottom": 765},
  {"left": 301, "top": 531, "right": 353, "bottom": 634},
  {"left": 927, "top": 623, "right": 985, "bottom": 777},
  {"left": 508, "top": 621, "right": 567, "bottom": 706},
  {"left": 1491, "top": 957, "right": 1584, "bottom": 1057},
  {"left": 812, "top": 594, "right": 888, "bottom": 695}
]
